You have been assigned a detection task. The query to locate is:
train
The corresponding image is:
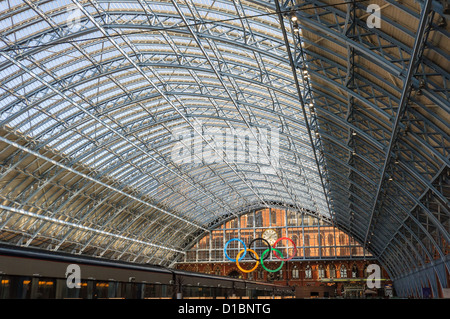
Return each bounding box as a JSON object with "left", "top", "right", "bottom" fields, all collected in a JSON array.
[{"left": 0, "top": 244, "right": 294, "bottom": 299}]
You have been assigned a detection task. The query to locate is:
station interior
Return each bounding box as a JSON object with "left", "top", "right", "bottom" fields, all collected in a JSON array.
[{"left": 0, "top": 0, "right": 448, "bottom": 300}]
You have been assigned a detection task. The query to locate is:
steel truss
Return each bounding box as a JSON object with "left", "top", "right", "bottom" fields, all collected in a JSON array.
[
  {"left": 0, "top": 0, "right": 448, "bottom": 296},
  {"left": 0, "top": 0, "right": 329, "bottom": 266},
  {"left": 275, "top": 0, "right": 449, "bottom": 297}
]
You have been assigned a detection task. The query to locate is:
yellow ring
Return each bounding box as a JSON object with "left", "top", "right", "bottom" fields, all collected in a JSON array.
[{"left": 236, "top": 249, "right": 259, "bottom": 273}]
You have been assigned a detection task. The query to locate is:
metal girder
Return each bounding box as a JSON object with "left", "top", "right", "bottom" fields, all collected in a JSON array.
[
  {"left": 0, "top": 0, "right": 334, "bottom": 265},
  {"left": 364, "top": 0, "right": 435, "bottom": 246},
  {"left": 274, "top": 0, "right": 334, "bottom": 221},
  {"left": 292, "top": 0, "right": 449, "bottom": 111},
  {"left": 75, "top": 0, "right": 291, "bottom": 215},
  {"left": 286, "top": 5, "right": 447, "bottom": 210},
  {"left": 323, "top": 152, "right": 448, "bottom": 263},
  {"left": 280, "top": 0, "right": 449, "bottom": 295},
  {"left": 171, "top": 0, "right": 325, "bottom": 221},
  {"left": 2, "top": 3, "right": 250, "bottom": 221},
  {"left": 0, "top": 204, "right": 185, "bottom": 254},
  {"left": 0, "top": 134, "right": 207, "bottom": 231},
  {"left": 0, "top": 0, "right": 448, "bottom": 283}
]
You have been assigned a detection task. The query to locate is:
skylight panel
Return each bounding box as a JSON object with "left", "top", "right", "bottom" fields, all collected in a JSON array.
[
  {"left": 47, "top": 130, "right": 77, "bottom": 149},
  {"left": 78, "top": 81, "right": 116, "bottom": 96},
  {"left": 209, "top": 0, "right": 235, "bottom": 12},
  {"left": 63, "top": 138, "right": 89, "bottom": 156},
  {"left": 33, "top": 118, "right": 60, "bottom": 137},
  {"left": 20, "top": 79, "right": 42, "bottom": 95},
  {"left": 9, "top": 108, "right": 38, "bottom": 128},
  {"left": 0, "top": 0, "right": 11, "bottom": 11},
  {"left": 38, "top": 0, "right": 60, "bottom": 13},
  {"left": 0, "top": 0, "right": 338, "bottom": 232},
  {"left": 113, "top": 165, "right": 135, "bottom": 181},
  {"left": 83, "top": 148, "right": 109, "bottom": 165},
  {"left": 108, "top": 1, "right": 141, "bottom": 10},
  {"left": 90, "top": 152, "right": 115, "bottom": 168},
  {"left": 111, "top": 140, "right": 130, "bottom": 154},
  {"left": 15, "top": 20, "right": 49, "bottom": 42},
  {"left": 11, "top": 8, "right": 35, "bottom": 26},
  {"left": 43, "top": 54, "right": 75, "bottom": 70}
]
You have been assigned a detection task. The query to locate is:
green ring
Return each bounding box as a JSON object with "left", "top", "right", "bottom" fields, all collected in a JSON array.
[{"left": 260, "top": 248, "right": 284, "bottom": 273}]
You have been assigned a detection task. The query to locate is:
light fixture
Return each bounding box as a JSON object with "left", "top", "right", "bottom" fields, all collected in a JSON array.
[{"left": 291, "top": 13, "right": 298, "bottom": 22}]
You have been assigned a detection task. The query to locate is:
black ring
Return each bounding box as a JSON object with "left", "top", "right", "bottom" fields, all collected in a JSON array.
[{"left": 248, "top": 238, "right": 272, "bottom": 261}]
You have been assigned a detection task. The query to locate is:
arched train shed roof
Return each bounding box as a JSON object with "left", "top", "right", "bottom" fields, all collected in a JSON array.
[{"left": 0, "top": 0, "right": 448, "bottom": 297}]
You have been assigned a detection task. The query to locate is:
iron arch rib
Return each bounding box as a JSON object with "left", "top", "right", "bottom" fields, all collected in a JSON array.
[{"left": 0, "top": 0, "right": 448, "bottom": 296}]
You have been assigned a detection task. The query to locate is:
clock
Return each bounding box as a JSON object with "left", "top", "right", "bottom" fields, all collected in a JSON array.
[{"left": 262, "top": 229, "right": 278, "bottom": 245}]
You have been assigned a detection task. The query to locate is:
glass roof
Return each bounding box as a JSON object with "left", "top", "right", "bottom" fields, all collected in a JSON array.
[
  {"left": 0, "top": 0, "right": 331, "bottom": 265},
  {"left": 1, "top": 0, "right": 446, "bottom": 285}
]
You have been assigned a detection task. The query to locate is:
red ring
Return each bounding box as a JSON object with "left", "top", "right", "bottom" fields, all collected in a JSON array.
[{"left": 272, "top": 237, "right": 297, "bottom": 261}]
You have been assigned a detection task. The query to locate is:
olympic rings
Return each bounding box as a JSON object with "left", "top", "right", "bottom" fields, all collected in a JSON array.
[
  {"left": 224, "top": 238, "right": 246, "bottom": 262},
  {"left": 260, "top": 248, "right": 284, "bottom": 273},
  {"left": 273, "top": 237, "right": 297, "bottom": 261},
  {"left": 224, "top": 237, "right": 297, "bottom": 273},
  {"left": 236, "top": 249, "right": 259, "bottom": 273},
  {"left": 248, "top": 238, "right": 271, "bottom": 261}
]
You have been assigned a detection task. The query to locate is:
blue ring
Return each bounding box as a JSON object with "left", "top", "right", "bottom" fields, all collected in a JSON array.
[{"left": 224, "top": 238, "right": 246, "bottom": 262}]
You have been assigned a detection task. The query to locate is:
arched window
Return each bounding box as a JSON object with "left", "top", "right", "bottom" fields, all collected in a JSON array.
[
  {"left": 318, "top": 264, "right": 326, "bottom": 278},
  {"left": 363, "top": 264, "right": 369, "bottom": 278},
  {"left": 340, "top": 264, "right": 347, "bottom": 278},
  {"left": 258, "top": 268, "right": 264, "bottom": 281},
  {"left": 329, "top": 264, "right": 336, "bottom": 278},
  {"left": 305, "top": 265, "right": 312, "bottom": 279},
  {"left": 352, "top": 264, "right": 358, "bottom": 278},
  {"left": 277, "top": 269, "right": 283, "bottom": 281},
  {"left": 292, "top": 266, "right": 299, "bottom": 279}
]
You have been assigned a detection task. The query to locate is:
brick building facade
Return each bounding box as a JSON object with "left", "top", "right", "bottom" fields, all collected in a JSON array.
[{"left": 177, "top": 208, "right": 393, "bottom": 298}]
